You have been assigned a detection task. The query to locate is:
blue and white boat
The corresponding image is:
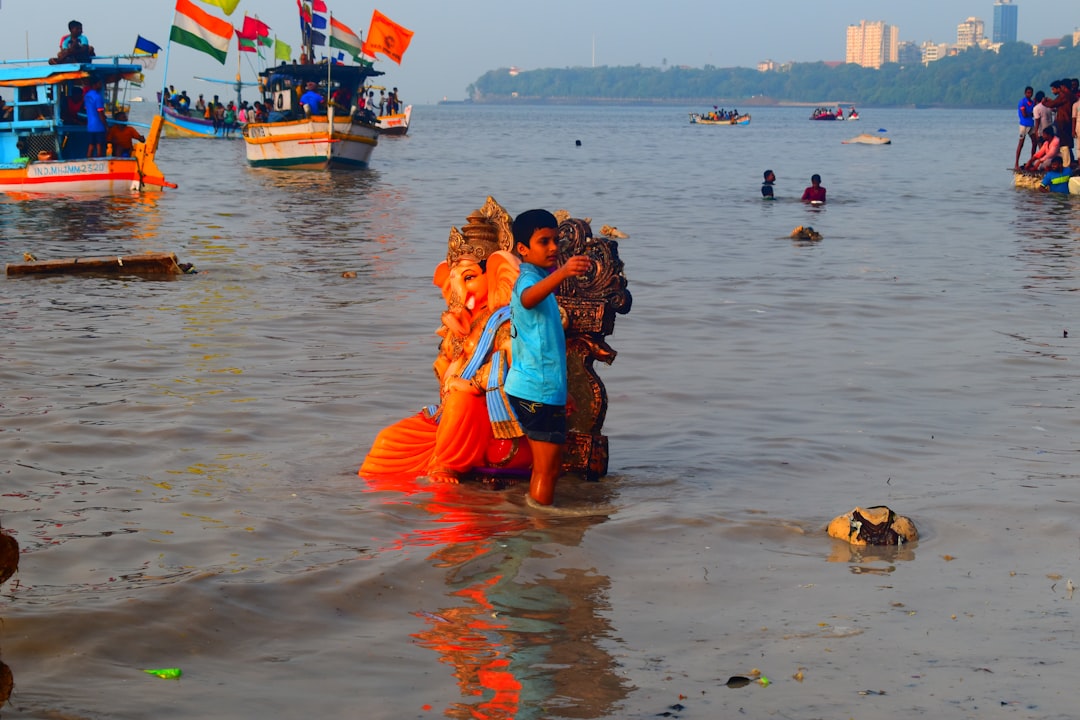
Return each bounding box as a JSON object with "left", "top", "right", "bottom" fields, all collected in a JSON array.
[{"left": 0, "top": 56, "right": 172, "bottom": 193}]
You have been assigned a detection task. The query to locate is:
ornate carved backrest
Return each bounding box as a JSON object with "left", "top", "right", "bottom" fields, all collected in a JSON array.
[{"left": 554, "top": 216, "right": 632, "bottom": 480}]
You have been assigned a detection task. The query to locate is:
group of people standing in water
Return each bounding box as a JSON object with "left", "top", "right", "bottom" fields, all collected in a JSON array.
[{"left": 761, "top": 170, "right": 827, "bottom": 203}]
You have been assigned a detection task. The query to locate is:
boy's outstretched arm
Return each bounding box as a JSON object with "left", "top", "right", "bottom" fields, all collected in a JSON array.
[{"left": 520, "top": 256, "right": 591, "bottom": 309}]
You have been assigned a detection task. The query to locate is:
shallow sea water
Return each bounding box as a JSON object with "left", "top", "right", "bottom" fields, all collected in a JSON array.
[{"left": 1, "top": 104, "right": 1079, "bottom": 719}]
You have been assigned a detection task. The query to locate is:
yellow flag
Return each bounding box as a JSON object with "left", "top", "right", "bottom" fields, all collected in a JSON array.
[
  {"left": 194, "top": 0, "right": 240, "bottom": 16},
  {"left": 274, "top": 37, "right": 292, "bottom": 62}
]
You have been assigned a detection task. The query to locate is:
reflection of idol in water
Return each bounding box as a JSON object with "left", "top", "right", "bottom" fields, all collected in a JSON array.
[{"left": 362, "top": 476, "right": 629, "bottom": 719}]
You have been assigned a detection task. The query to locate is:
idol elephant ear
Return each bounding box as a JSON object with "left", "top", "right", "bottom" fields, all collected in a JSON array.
[
  {"left": 433, "top": 261, "right": 451, "bottom": 290},
  {"left": 486, "top": 250, "right": 520, "bottom": 309}
]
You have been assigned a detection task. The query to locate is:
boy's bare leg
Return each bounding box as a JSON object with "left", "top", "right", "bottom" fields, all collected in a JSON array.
[{"left": 528, "top": 438, "right": 563, "bottom": 506}]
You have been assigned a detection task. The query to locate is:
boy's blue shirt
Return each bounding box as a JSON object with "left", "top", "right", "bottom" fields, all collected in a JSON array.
[{"left": 504, "top": 262, "right": 568, "bottom": 405}]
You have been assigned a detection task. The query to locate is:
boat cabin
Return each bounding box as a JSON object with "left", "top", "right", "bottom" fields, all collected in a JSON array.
[
  {"left": 0, "top": 58, "right": 141, "bottom": 166},
  {"left": 256, "top": 62, "right": 383, "bottom": 123}
]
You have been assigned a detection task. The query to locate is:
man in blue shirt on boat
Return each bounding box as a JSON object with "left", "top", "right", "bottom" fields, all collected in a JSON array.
[
  {"left": 300, "top": 82, "right": 324, "bottom": 116},
  {"left": 1039, "top": 156, "right": 1071, "bottom": 194},
  {"left": 1016, "top": 86, "right": 1036, "bottom": 170},
  {"left": 83, "top": 78, "right": 107, "bottom": 157}
]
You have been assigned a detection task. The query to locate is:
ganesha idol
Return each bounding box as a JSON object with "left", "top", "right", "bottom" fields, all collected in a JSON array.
[{"left": 360, "top": 196, "right": 632, "bottom": 484}]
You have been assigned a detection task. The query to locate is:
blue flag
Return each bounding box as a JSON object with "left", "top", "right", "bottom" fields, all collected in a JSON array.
[{"left": 134, "top": 35, "right": 162, "bottom": 56}]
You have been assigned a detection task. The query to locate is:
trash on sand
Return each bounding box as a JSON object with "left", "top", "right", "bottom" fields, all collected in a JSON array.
[{"left": 144, "top": 668, "right": 182, "bottom": 679}]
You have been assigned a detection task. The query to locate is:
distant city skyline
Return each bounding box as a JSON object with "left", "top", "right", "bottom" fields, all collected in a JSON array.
[{"left": 0, "top": 1, "right": 1072, "bottom": 103}]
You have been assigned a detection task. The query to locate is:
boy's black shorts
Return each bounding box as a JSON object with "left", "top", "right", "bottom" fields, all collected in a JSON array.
[{"left": 507, "top": 394, "right": 566, "bottom": 444}]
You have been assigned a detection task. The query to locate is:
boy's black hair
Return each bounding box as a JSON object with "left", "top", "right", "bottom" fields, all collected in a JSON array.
[
  {"left": 68, "top": 20, "right": 82, "bottom": 30},
  {"left": 512, "top": 209, "right": 558, "bottom": 248},
  {"left": 811, "top": 173, "right": 821, "bottom": 183},
  {"left": 763, "top": 169, "right": 773, "bottom": 179}
]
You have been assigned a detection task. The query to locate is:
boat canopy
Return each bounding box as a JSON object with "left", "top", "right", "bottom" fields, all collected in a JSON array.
[
  {"left": 0, "top": 61, "right": 142, "bottom": 89},
  {"left": 258, "top": 62, "right": 383, "bottom": 93}
]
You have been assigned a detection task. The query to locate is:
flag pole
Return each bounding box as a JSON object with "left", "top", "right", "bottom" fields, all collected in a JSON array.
[
  {"left": 327, "top": 11, "right": 334, "bottom": 164},
  {"left": 159, "top": 35, "right": 175, "bottom": 117}
]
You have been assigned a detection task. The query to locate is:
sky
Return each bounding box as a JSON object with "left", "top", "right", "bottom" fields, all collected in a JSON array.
[{"left": 0, "top": 1, "right": 1071, "bottom": 104}]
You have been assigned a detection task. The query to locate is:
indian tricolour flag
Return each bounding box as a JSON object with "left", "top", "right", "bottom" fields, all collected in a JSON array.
[
  {"left": 171, "top": 0, "right": 234, "bottom": 64},
  {"left": 328, "top": 16, "right": 363, "bottom": 62}
]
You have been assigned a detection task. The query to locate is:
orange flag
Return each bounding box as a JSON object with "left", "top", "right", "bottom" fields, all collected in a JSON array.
[{"left": 362, "top": 9, "right": 413, "bottom": 64}]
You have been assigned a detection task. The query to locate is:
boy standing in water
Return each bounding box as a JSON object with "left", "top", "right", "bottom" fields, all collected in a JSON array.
[
  {"left": 761, "top": 169, "right": 776, "bottom": 199},
  {"left": 801, "top": 173, "right": 826, "bottom": 203},
  {"left": 505, "top": 210, "right": 592, "bottom": 506}
]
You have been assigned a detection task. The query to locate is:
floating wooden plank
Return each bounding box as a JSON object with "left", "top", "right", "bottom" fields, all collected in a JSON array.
[{"left": 6, "top": 252, "right": 183, "bottom": 276}]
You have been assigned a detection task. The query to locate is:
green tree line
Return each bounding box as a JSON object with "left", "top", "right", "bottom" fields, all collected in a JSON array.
[{"left": 467, "top": 41, "right": 1080, "bottom": 107}]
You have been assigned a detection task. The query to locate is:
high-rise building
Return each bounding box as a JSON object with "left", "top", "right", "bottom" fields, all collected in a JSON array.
[
  {"left": 957, "top": 17, "right": 985, "bottom": 48},
  {"left": 993, "top": 0, "right": 1018, "bottom": 44},
  {"left": 846, "top": 20, "right": 899, "bottom": 68}
]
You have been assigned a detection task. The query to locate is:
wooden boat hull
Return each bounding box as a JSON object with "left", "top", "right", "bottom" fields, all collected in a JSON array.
[
  {"left": 0, "top": 115, "right": 172, "bottom": 193},
  {"left": 377, "top": 105, "right": 411, "bottom": 136},
  {"left": 243, "top": 115, "right": 379, "bottom": 170},
  {"left": 1013, "top": 170, "right": 1080, "bottom": 193},
  {"left": 689, "top": 113, "right": 750, "bottom": 126},
  {"left": 162, "top": 105, "right": 223, "bottom": 138},
  {"left": 842, "top": 133, "right": 890, "bottom": 145}
]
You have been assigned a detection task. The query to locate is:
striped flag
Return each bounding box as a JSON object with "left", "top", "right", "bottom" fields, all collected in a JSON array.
[
  {"left": 236, "top": 27, "right": 257, "bottom": 53},
  {"left": 171, "top": 0, "right": 234, "bottom": 64},
  {"left": 134, "top": 36, "right": 162, "bottom": 56},
  {"left": 328, "top": 16, "right": 363, "bottom": 62}
]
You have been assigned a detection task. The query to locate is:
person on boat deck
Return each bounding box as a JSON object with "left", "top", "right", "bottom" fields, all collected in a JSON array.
[
  {"left": 177, "top": 91, "right": 191, "bottom": 115},
  {"left": 0, "top": 96, "right": 10, "bottom": 121},
  {"left": 106, "top": 111, "right": 144, "bottom": 157},
  {"left": 1031, "top": 90, "right": 1050, "bottom": 139},
  {"left": 213, "top": 101, "right": 226, "bottom": 135},
  {"left": 1039, "top": 155, "right": 1071, "bottom": 193},
  {"left": 1042, "top": 80, "right": 1074, "bottom": 166},
  {"left": 801, "top": 174, "right": 826, "bottom": 203},
  {"left": 761, "top": 169, "right": 776, "bottom": 199},
  {"left": 195, "top": 94, "right": 206, "bottom": 113},
  {"left": 223, "top": 102, "right": 237, "bottom": 137},
  {"left": 1025, "top": 127, "right": 1060, "bottom": 172},
  {"left": 83, "top": 78, "right": 107, "bottom": 157},
  {"left": 61, "top": 86, "right": 85, "bottom": 124},
  {"left": 330, "top": 86, "right": 352, "bottom": 113},
  {"left": 51, "top": 20, "right": 94, "bottom": 64},
  {"left": 1016, "top": 86, "right": 1036, "bottom": 170},
  {"left": 300, "top": 82, "right": 324, "bottom": 115}
]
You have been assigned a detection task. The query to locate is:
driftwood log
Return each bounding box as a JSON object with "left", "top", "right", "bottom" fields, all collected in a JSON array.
[{"left": 6, "top": 252, "right": 183, "bottom": 276}]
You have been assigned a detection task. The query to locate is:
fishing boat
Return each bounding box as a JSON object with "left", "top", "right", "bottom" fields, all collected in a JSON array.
[
  {"left": 810, "top": 107, "right": 841, "bottom": 121},
  {"left": 377, "top": 104, "right": 411, "bottom": 136},
  {"left": 689, "top": 112, "right": 750, "bottom": 126},
  {"left": 243, "top": 61, "right": 383, "bottom": 169},
  {"left": 0, "top": 56, "right": 172, "bottom": 193},
  {"left": 1012, "top": 169, "right": 1080, "bottom": 193}
]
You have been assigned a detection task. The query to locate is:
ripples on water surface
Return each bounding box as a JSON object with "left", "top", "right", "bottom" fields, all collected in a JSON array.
[{"left": 1, "top": 106, "right": 1079, "bottom": 719}]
